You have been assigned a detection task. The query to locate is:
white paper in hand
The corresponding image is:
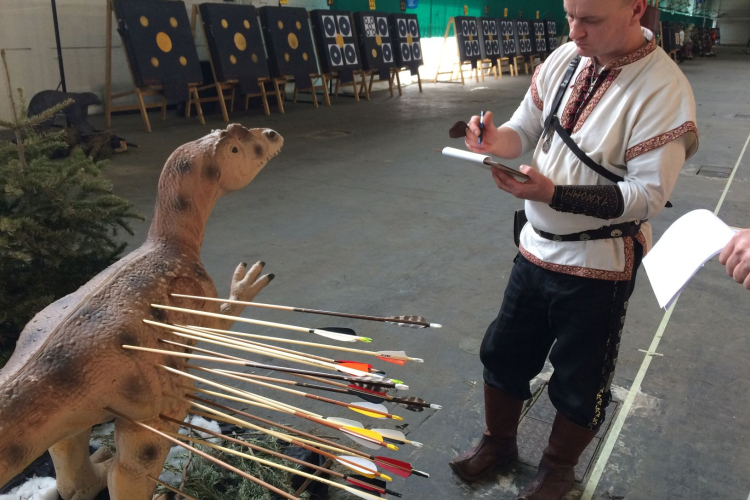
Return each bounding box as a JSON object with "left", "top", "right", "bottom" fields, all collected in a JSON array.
[{"left": 642, "top": 209, "right": 737, "bottom": 309}]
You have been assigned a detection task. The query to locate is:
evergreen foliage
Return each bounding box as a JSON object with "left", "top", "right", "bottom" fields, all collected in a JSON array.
[{"left": 0, "top": 90, "right": 143, "bottom": 366}]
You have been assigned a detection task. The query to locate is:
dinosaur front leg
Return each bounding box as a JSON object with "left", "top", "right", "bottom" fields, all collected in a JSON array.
[
  {"left": 217, "top": 261, "right": 274, "bottom": 329},
  {"left": 107, "top": 414, "right": 183, "bottom": 500},
  {"left": 49, "top": 428, "right": 110, "bottom": 500}
]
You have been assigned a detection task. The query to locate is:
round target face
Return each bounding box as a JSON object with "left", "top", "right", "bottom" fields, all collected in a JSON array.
[
  {"left": 502, "top": 40, "right": 508, "bottom": 53},
  {"left": 382, "top": 42, "right": 393, "bottom": 62},
  {"left": 501, "top": 22, "right": 508, "bottom": 36},
  {"left": 337, "top": 15, "right": 351, "bottom": 36},
  {"left": 510, "top": 40, "right": 516, "bottom": 53},
  {"left": 461, "top": 20, "right": 469, "bottom": 36},
  {"left": 490, "top": 21, "right": 497, "bottom": 36},
  {"left": 469, "top": 21, "right": 477, "bottom": 36},
  {"left": 398, "top": 19, "right": 407, "bottom": 37},
  {"left": 484, "top": 40, "right": 491, "bottom": 52},
  {"left": 471, "top": 40, "right": 480, "bottom": 55},
  {"left": 411, "top": 42, "right": 421, "bottom": 59},
  {"left": 408, "top": 19, "right": 418, "bottom": 37},
  {"left": 526, "top": 39, "right": 532, "bottom": 51},
  {"left": 400, "top": 42, "right": 411, "bottom": 60},
  {"left": 377, "top": 17, "right": 388, "bottom": 36},
  {"left": 482, "top": 20, "right": 489, "bottom": 36},
  {"left": 343, "top": 43, "right": 357, "bottom": 64},
  {"left": 508, "top": 22, "right": 515, "bottom": 36},
  {"left": 363, "top": 16, "right": 376, "bottom": 37},
  {"left": 464, "top": 40, "right": 473, "bottom": 56},
  {"left": 329, "top": 44, "right": 343, "bottom": 65},
  {"left": 323, "top": 16, "right": 336, "bottom": 38},
  {"left": 525, "top": 24, "right": 530, "bottom": 35},
  {"left": 492, "top": 40, "right": 499, "bottom": 53}
]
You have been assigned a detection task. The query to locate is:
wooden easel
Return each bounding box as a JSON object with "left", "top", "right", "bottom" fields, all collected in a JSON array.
[
  {"left": 187, "top": 6, "right": 279, "bottom": 120},
  {"left": 104, "top": 0, "right": 204, "bottom": 132},
  {"left": 393, "top": 67, "right": 422, "bottom": 92},
  {"left": 434, "top": 17, "right": 482, "bottom": 84},
  {"left": 359, "top": 68, "right": 398, "bottom": 97},
  {"left": 330, "top": 70, "right": 370, "bottom": 101},
  {"left": 285, "top": 74, "right": 331, "bottom": 109}
]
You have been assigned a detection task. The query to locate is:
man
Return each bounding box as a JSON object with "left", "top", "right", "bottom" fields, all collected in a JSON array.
[
  {"left": 720, "top": 229, "right": 750, "bottom": 289},
  {"left": 449, "top": 0, "right": 698, "bottom": 499}
]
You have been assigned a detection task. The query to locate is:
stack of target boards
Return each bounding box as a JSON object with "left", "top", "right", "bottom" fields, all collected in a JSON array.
[
  {"left": 104, "top": 0, "right": 425, "bottom": 132},
  {"left": 438, "top": 14, "right": 558, "bottom": 84}
]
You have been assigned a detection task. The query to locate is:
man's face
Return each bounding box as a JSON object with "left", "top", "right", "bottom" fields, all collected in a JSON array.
[{"left": 564, "top": 0, "right": 644, "bottom": 59}]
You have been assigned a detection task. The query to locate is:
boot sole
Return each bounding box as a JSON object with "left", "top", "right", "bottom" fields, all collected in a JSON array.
[{"left": 449, "top": 453, "right": 518, "bottom": 483}]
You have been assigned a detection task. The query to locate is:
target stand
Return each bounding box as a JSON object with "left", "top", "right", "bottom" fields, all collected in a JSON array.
[
  {"left": 434, "top": 18, "right": 483, "bottom": 85},
  {"left": 187, "top": 5, "right": 280, "bottom": 120},
  {"left": 104, "top": 0, "right": 204, "bottom": 132}
]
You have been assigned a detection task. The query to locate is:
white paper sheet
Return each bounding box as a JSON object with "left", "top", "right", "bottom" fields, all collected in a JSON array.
[
  {"left": 642, "top": 209, "right": 737, "bottom": 309},
  {"left": 441, "top": 147, "right": 491, "bottom": 169}
]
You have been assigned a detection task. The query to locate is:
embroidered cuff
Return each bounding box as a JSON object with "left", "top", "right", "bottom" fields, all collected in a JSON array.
[{"left": 550, "top": 185, "right": 625, "bottom": 220}]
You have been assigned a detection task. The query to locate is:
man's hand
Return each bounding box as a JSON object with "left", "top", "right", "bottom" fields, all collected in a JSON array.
[
  {"left": 490, "top": 165, "right": 555, "bottom": 204},
  {"left": 465, "top": 111, "right": 500, "bottom": 155},
  {"left": 719, "top": 229, "right": 750, "bottom": 289}
]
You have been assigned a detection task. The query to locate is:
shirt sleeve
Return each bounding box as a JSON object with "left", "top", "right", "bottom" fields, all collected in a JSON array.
[
  {"left": 502, "top": 64, "right": 546, "bottom": 156},
  {"left": 618, "top": 134, "right": 688, "bottom": 221}
]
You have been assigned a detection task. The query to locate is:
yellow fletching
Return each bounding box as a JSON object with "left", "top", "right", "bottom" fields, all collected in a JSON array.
[{"left": 348, "top": 406, "right": 387, "bottom": 419}]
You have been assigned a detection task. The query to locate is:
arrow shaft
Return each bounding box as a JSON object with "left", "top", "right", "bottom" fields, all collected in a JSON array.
[
  {"left": 105, "top": 407, "right": 298, "bottom": 500},
  {"left": 171, "top": 294, "right": 433, "bottom": 327}
]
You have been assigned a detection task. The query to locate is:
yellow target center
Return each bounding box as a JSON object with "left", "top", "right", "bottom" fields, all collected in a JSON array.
[
  {"left": 469, "top": 34, "right": 474, "bottom": 42},
  {"left": 407, "top": 34, "right": 413, "bottom": 44},
  {"left": 179, "top": 56, "right": 187, "bottom": 66},
  {"left": 284, "top": 53, "right": 290, "bottom": 62},
  {"left": 288, "top": 33, "right": 299, "bottom": 49},
  {"left": 372, "top": 48, "right": 377, "bottom": 57},
  {"left": 252, "top": 53, "right": 258, "bottom": 63},
  {"left": 244, "top": 20, "right": 250, "bottom": 29},
  {"left": 335, "top": 33, "right": 344, "bottom": 48},
  {"left": 303, "top": 52, "right": 308, "bottom": 60},
  {"left": 296, "top": 21, "right": 302, "bottom": 30},
  {"left": 376, "top": 34, "right": 382, "bottom": 46},
  {"left": 151, "top": 57, "right": 159, "bottom": 67},
  {"left": 489, "top": 34, "right": 494, "bottom": 41},
  {"left": 230, "top": 54, "right": 237, "bottom": 64},
  {"left": 234, "top": 32, "right": 247, "bottom": 51},
  {"left": 170, "top": 17, "right": 178, "bottom": 28},
  {"left": 156, "top": 32, "right": 172, "bottom": 52},
  {"left": 277, "top": 20, "right": 284, "bottom": 30},
  {"left": 140, "top": 16, "right": 149, "bottom": 27},
  {"left": 221, "top": 19, "right": 228, "bottom": 28}
]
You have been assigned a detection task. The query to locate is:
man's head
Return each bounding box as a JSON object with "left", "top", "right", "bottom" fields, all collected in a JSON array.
[{"left": 564, "top": 0, "right": 647, "bottom": 63}]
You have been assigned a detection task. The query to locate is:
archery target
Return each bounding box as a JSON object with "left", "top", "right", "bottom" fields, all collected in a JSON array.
[
  {"left": 328, "top": 44, "right": 343, "bottom": 65},
  {"left": 398, "top": 19, "right": 408, "bottom": 37},
  {"left": 337, "top": 15, "right": 352, "bottom": 36},
  {"left": 343, "top": 43, "right": 357, "bottom": 64},
  {"left": 382, "top": 42, "right": 393, "bottom": 62},
  {"left": 464, "top": 40, "right": 473, "bottom": 56},
  {"left": 482, "top": 19, "right": 489, "bottom": 35},
  {"left": 408, "top": 19, "right": 418, "bottom": 36},
  {"left": 323, "top": 15, "right": 337, "bottom": 37},
  {"left": 492, "top": 39, "right": 499, "bottom": 52},
  {"left": 377, "top": 17, "right": 389, "bottom": 36},
  {"left": 484, "top": 39, "right": 492, "bottom": 53},
  {"left": 469, "top": 19, "right": 478, "bottom": 36},
  {"left": 411, "top": 41, "right": 421, "bottom": 60},
  {"left": 461, "top": 19, "right": 469, "bottom": 36},
  {"left": 549, "top": 37, "right": 558, "bottom": 50},
  {"left": 471, "top": 40, "right": 480, "bottom": 55},
  {"left": 401, "top": 42, "right": 411, "bottom": 60},
  {"left": 363, "top": 15, "right": 376, "bottom": 36},
  {"left": 547, "top": 20, "right": 556, "bottom": 35}
]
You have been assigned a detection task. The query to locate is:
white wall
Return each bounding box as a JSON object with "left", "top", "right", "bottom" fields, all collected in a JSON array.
[
  {"left": 0, "top": 0, "right": 329, "bottom": 123},
  {"left": 715, "top": 0, "right": 750, "bottom": 45}
]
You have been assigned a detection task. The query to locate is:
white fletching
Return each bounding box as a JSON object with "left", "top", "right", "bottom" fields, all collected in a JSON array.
[
  {"left": 313, "top": 329, "right": 359, "bottom": 342},
  {"left": 345, "top": 485, "right": 381, "bottom": 500},
  {"left": 327, "top": 417, "right": 364, "bottom": 428},
  {"left": 377, "top": 350, "right": 407, "bottom": 358},
  {"left": 344, "top": 430, "right": 383, "bottom": 450},
  {"left": 373, "top": 428, "right": 406, "bottom": 442},
  {"left": 350, "top": 402, "right": 389, "bottom": 415},
  {"left": 336, "top": 455, "right": 379, "bottom": 475}
]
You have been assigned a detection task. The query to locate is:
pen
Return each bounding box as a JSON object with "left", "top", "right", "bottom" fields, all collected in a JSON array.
[{"left": 479, "top": 111, "right": 485, "bottom": 145}]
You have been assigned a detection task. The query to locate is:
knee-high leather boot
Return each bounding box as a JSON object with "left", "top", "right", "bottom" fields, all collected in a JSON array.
[
  {"left": 517, "top": 412, "right": 597, "bottom": 500},
  {"left": 449, "top": 384, "right": 523, "bottom": 482}
]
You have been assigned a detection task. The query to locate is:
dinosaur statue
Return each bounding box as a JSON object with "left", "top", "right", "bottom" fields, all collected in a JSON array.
[{"left": 0, "top": 123, "right": 283, "bottom": 500}]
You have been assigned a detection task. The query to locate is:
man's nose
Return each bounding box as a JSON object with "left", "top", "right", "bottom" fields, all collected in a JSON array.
[{"left": 569, "top": 21, "right": 584, "bottom": 41}]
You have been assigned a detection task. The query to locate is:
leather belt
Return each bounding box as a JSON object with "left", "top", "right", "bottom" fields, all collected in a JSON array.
[{"left": 531, "top": 220, "right": 643, "bottom": 242}]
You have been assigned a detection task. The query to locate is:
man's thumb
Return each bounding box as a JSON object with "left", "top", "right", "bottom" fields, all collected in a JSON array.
[{"left": 483, "top": 111, "right": 495, "bottom": 129}]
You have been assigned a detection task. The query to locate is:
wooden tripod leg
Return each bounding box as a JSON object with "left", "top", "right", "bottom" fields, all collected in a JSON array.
[
  {"left": 360, "top": 72, "right": 370, "bottom": 101},
  {"left": 215, "top": 82, "right": 229, "bottom": 122},
  {"left": 185, "top": 90, "right": 192, "bottom": 118},
  {"left": 192, "top": 87, "right": 205, "bottom": 125},
  {"left": 351, "top": 77, "right": 360, "bottom": 102},
  {"left": 260, "top": 81, "right": 270, "bottom": 116},
  {"left": 134, "top": 88, "right": 151, "bottom": 133},
  {"left": 417, "top": 72, "right": 422, "bottom": 92},
  {"left": 274, "top": 79, "right": 285, "bottom": 114},
  {"left": 309, "top": 76, "right": 319, "bottom": 108},
  {"left": 230, "top": 87, "right": 236, "bottom": 112},
  {"left": 395, "top": 69, "right": 402, "bottom": 96},
  {"left": 161, "top": 97, "right": 167, "bottom": 120},
  {"left": 293, "top": 82, "right": 299, "bottom": 103},
  {"left": 320, "top": 74, "right": 331, "bottom": 106}
]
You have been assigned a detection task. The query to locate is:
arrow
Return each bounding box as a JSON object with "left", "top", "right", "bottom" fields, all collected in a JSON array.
[
  {"left": 141, "top": 320, "right": 381, "bottom": 379},
  {"left": 150, "top": 303, "right": 372, "bottom": 342},
  {"left": 189, "top": 364, "right": 403, "bottom": 421},
  {"left": 168, "top": 431, "right": 384, "bottom": 500},
  {"left": 187, "top": 324, "right": 424, "bottom": 366},
  {"left": 157, "top": 339, "right": 407, "bottom": 389},
  {"left": 147, "top": 476, "right": 199, "bottom": 500},
  {"left": 171, "top": 293, "right": 442, "bottom": 329},
  {"left": 162, "top": 415, "right": 402, "bottom": 497},
  {"left": 160, "top": 365, "right": 399, "bottom": 451},
  {"left": 186, "top": 394, "right": 430, "bottom": 479},
  {"left": 104, "top": 407, "right": 300, "bottom": 500}
]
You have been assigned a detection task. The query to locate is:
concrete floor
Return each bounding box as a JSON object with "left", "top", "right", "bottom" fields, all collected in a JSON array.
[{"left": 98, "top": 46, "right": 750, "bottom": 500}]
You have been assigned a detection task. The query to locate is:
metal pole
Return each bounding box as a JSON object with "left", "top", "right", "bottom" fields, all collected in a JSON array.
[{"left": 51, "top": 0, "right": 67, "bottom": 92}]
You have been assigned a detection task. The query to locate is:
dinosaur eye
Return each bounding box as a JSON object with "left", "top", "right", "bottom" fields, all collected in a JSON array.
[{"left": 231, "top": 146, "right": 239, "bottom": 153}]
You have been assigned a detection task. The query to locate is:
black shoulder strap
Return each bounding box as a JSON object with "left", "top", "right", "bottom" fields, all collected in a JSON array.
[{"left": 543, "top": 55, "right": 581, "bottom": 135}]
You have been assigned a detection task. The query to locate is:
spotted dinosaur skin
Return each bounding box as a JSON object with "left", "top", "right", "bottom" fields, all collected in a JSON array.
[{"left": 0, "top": 124, "right": 283, "bottom": 500}]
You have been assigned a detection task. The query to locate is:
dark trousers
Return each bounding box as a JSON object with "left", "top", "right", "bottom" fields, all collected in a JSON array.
[{"left": 480, "top": 241, "right": 643, "bottom": 429}]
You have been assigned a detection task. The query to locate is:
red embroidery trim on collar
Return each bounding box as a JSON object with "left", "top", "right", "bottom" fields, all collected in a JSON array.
[{"left": 605, "top": 36, "right": 657, "bottom": 70}]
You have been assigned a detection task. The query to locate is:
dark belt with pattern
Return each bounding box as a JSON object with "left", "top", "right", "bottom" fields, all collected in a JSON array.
[{"left": 531, "top": 220, "right": 643, "bottom": 242}]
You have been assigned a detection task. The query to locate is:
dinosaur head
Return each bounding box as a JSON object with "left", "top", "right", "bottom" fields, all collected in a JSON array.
[{"left": 210, "top": 124, "right": 284, "bottom": 194}]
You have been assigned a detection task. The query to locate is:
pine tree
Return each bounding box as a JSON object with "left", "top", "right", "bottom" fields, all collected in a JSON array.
[{"left": 0, "top": 86, "right": 143, "bottom": 367}]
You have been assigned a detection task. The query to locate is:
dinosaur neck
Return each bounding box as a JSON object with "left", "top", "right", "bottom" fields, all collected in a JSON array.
[{"left": 147, "top": 168, "right": 221, "bottom": 255}]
